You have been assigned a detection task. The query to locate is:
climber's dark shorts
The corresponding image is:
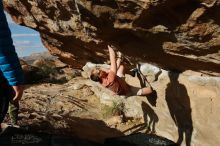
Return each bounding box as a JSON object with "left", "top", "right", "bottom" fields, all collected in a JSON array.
[{"left": 0, "top": 75, "right": 13, "bottom": 123}]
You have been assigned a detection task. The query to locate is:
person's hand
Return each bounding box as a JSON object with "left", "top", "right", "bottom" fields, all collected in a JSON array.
[
  {"left": 12, "top": 85, "right": 24, "bottom": 102},
  {"left": 108, "top": 45, "right": 115, "bottom": 50},
  {"left": 108, "top": 45, "right": 116, "bottom": 58}
]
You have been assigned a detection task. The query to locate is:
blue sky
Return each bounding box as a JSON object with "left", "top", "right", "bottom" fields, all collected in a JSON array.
[{"left": 5, "top": 11, "right": 47, "bottom": 57}]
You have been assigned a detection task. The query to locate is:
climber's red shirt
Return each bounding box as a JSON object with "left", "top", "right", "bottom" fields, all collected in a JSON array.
[{"left": 101, "top": 71, "right": 129, "bottom": 95}]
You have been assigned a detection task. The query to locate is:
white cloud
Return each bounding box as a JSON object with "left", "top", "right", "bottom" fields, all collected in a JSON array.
[
  {"left": 16, "top": 45, "right": 44, "bottom": 50},
  {"left": 13, "top": 40, "right": 44, "bottom": 50},
  {"left": 14, "top": 40, "right": 32, "bottom": 45},
  {"left": 12, "top": 33, "right": 40, "bottom": 37}
]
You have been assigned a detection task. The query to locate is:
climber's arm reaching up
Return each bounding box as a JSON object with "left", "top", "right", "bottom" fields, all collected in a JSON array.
[{"left": 108, "top": 45, "right": 117, "bottom": 74}]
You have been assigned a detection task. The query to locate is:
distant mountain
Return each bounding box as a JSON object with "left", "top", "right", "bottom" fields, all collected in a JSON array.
[{"left": 21, "top": 52, "right": 57, "bottom": 65}]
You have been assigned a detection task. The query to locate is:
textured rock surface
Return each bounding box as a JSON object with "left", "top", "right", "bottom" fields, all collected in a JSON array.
[
  {"left": 4, "top": 66, "right": 219, "bottom": 146},
  {"left": 20, "top": 59, "right": 42, "bottom": 84},
  {"left": 3, "top": 0, "right": 220, "bottom": 75}
]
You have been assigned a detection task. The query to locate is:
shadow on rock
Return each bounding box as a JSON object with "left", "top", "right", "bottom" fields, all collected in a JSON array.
[
  {"left": 165, "top": 71, "right": 193, "bottom": 146},
  {"left": 21, "top": 115, "right": 124, "bottom": 143},
  {"left": 146, "top": 90, "right": 158, "bottom": 107},
  {"left": 0, "top": 127, "right": 177, "bottom": 146},
  {"left": 123, "top": 101, "right": 158, "bottom": 134},
  {"left": 0, "top": 126, "right": 101, "bottom": 146},
  {"left": 105, "top": 133, "right": 177, "bottom": 146}
]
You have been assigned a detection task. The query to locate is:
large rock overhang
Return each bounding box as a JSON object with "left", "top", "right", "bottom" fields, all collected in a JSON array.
[{"left": 3, "top": 0, "right": 220, "bottom": 76}]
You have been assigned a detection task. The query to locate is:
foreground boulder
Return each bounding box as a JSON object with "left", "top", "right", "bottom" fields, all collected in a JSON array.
[
  {"left": 3, "top": 0, "right": 220, "bottom": 76},
  {"left": 4, "top": 62, "right": 218, "bottom": 146},
  {"left": 0, "top": 126, "right": 100, "bottom": 146},
  {"left": 0, "top": 127, "right": 177, "bottom": 146}
]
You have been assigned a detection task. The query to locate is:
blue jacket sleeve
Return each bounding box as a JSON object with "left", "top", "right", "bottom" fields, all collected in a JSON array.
[{"left": 0, "top": 1, "right": 24, "bottom": 86}]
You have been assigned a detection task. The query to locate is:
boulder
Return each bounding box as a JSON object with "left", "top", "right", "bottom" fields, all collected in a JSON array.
[{"left": 3, "top": 0, "right": 220, "bottom": 76}]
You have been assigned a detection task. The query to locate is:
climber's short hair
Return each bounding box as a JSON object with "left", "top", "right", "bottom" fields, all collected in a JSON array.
[{"left": 90, "top": 69, "right": 101, "bottom": 83}]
